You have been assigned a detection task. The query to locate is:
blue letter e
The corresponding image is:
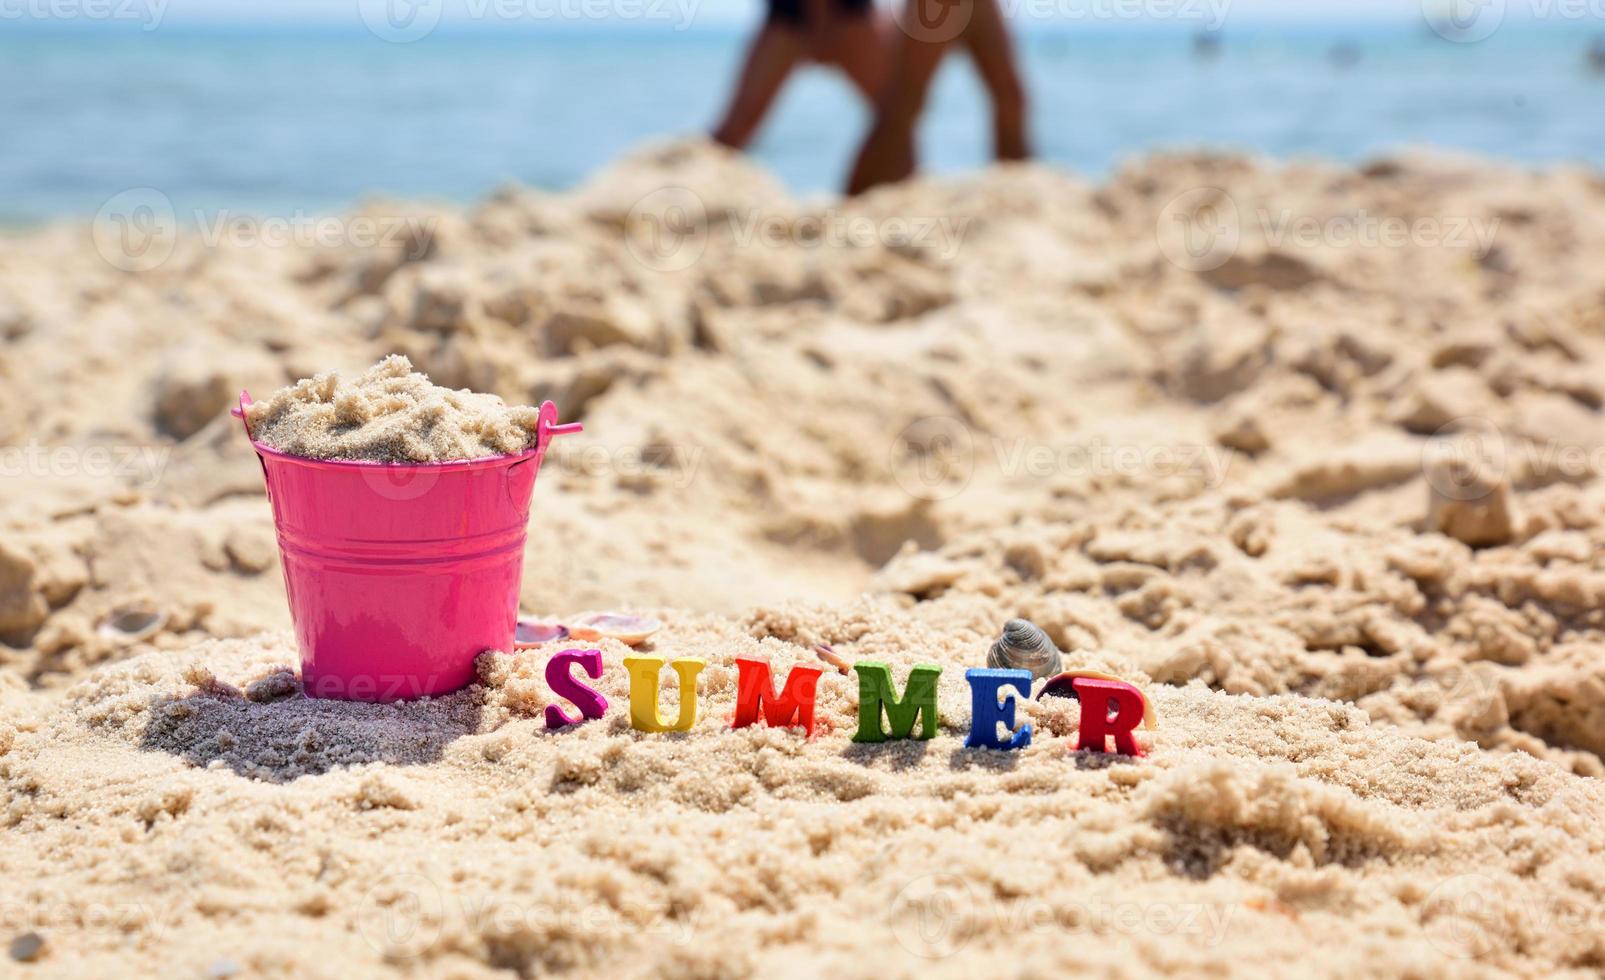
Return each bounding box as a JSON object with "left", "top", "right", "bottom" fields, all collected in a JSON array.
[{"left": 964, "top": 668, "right": 1033, "bottom": 750}]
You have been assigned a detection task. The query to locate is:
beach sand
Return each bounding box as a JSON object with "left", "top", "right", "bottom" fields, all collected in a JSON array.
[
  {"left": 3, "top": 141, "right": 1605, "bottom": 975},
  {"left": 243, "top": 354, "right": 553, "bottom": 463}
]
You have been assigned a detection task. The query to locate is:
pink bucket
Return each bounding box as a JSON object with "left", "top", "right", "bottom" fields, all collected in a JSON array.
[{"left": 233, "top": 391, "right": 581, "bottom": 701}]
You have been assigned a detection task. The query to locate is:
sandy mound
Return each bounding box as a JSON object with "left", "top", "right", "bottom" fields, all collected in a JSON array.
[
  {"left": 5, "top": 619, "right": 1603, "bottom": 976},
  {"left": 4, "top": 139, "right": 1605, "bottom": 972},
  {"left": 871, "top": 492, "right": 1605, "bottom": 778},
  {"left": 243, "top": 354, "right": 552, "bottom": 463}
]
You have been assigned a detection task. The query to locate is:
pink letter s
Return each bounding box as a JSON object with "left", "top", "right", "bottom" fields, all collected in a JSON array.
[{"left": 545, "top": 649, "right": 609, "bottom": 730}]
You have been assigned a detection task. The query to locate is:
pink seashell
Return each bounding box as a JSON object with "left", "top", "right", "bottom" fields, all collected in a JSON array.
[
  {"left": 1037, "top": 670, "right": 1158, "bottom": 730},
  {"left": 514, "top": 618, "right": 570, "bottom": 649},
  {"left": 568, "top": 612, "right": 661, "bottom": 647}
]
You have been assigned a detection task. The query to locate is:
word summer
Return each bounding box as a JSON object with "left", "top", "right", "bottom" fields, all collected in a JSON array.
[{"left": 542, "top": 652, "right": 1157, "bottom": 755}]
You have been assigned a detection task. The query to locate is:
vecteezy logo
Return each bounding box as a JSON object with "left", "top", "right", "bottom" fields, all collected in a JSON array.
[
  {"left": 1422, "top": 417, "right": 1507, "bottom": 502},
  {"left": 1423, "top": 874, "right": 1499, "bottom": 959},
  {"left": 357, "top": 872, "right": 445, "bottom": 958},
  {"left": 92, "top": 188, "right": 178, "bottom": 273},
  {"left": 1421, "top": 0, "right": 1505, "bottom": 43},
  {"left": 889, "top": 416, "right": 974, "bottom": 502},
  {"left": 890, "top": 874, "right": 982, "bottom": 958},
  {"left": 360, "top": 460, "right": 442, "bottom": 501},
  {"left": 623, "top": 187, "right": 709, "bottom": 272},
  {"left": 1156, "top": 187, "right": 1240, "bottom": 273},
  {"left": 896, "top": 0, "right": 973, "bottom": 44},
  {"left": 357, "top": 0, "right": 445, "bottom": 43}
]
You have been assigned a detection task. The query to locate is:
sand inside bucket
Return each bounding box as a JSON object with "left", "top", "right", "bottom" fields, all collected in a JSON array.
[{"left": 243, "top": 355, "right": 546, "bottom": 463}]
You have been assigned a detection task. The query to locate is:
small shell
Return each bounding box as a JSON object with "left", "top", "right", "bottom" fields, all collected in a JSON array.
[
  {"left": 97, "top": 604, "right": 167, "bottom": 646},
  {"left": 986, "top": 618, "right": 1062, "bottom": 680},
  {"left": 514, "top": 618, "right": 570, "bottom": 649},
  {"left": 569, "top": 612, "right": 661, "bottom": 647},
  {"left": 815, "top": 644, "right": 851, "bottom": 676}
]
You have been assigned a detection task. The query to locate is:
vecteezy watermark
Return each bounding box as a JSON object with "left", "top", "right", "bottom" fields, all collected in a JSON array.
[
  {"left": 194, "top": 211, "right": 437, "bottom": 257},
  {"left": 0, "top": 896, "right": 177, "bottom": 944},
  {"left": 999, "top": 0, "right": 1229, "bottom": 29},
  {"left": 351, "top": 440, "right": 704, "bottom": 503},
  {"left": 889, "top": 417, "right": 1234, "bottom": 502},
  {"left": 624, "top": 188, "right": 707, "bottom": 272},
  {"left": 546, "top": 440, "right": 706, "bottom": 491},
  {"left": 357, "top": 0, "right": 444, "bottom": 42},
  {"left": 357, "top": 872, "right": 698, "bottom": 960},
  {"left": 357, "top": 872, "right": 445, "bottom": 958},
  {"left": 1422, "top": 0, "right": 1605, "bottom": 43},
  {"left": 0, "top": 442, "right": 171, "bottom": 488},
  {"left": 1422, "top": 873, "right": 1604, "bottom": 959},
  {"left": 92, "top": 188, "right": 179, "bottom": 274},
  {"left": 1259, "top": 210, "right": 1500, "bottom": 254},
  {"left": 1422, "top": 417, "right": 1508, "bottom": 503},
  {"left": 1156, "top": 187, "right": 1241, "bottom": 274},
  {"left": 890, "top": 874, "right": 1235, "bottom": 959},
  {"left": 992, "top": 439, "right": 1234, "bottom": 488},
  {"left": 1423, "top": 415, "right": 1605, "bottom": 502},
  {"left": 302, "top": 671, "right": 451, "bottom": 700},
  {"left": 356, "top": 0, "right": 700, "bottom": 42},
  {"left": 0, "top": 0, "right": 167, "bottom": 29},
  {"left": 1422, "top": 0, "right": 1506, "bottom": 41},
  {"left": 91, "top": 188, "right": 437, "bottom": 273},
  {"left": 623, "top": 186, "right": 972, "bottom": 272},
  {"left": 896, "top": 0, "right": 1229, "bottom": 43},
  {"left": 1157, "top": 188, "right": 1500, "bottom": 273},
  {"left": 895, "top": 0, "right": 974, "bottom": 43},
  {"left": 889, "top": 417, "right": 975, "bottom": 503}
]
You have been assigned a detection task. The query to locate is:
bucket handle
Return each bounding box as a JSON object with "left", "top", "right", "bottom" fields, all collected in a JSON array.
[
  {"left": 230, "top": 390, "right": 581, "bottom": 458},
  {"left": 534, "top": 400, "right": 583, "bottom": 463},
  {"left": 230, "top": 390, "right": 254, "bottom": 438},
  {"left": 230, "top": 390, "right": 271, "bottom": 501}
]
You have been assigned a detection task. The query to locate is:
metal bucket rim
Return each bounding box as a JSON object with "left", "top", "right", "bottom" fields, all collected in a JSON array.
[{"left": 247, "top": 438, "right": 543, "bottom": 474}]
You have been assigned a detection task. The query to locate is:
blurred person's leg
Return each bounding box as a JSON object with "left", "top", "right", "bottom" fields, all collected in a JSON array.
[
  {"left": 962, "top": 0, "right": 1029, "bottom": 161},
  {"left": 817, "top": 11, "right": 891, "bottom": 102},
  {"left": 845, "top": 0, "right": 955, "bottom": 194},
  {"left": 712, "top": 24, "right": 807, "bottom": 150}
]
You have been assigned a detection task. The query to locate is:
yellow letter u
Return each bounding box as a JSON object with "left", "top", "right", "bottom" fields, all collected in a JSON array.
[{"left": 623, "top": 655, "right": 706, "bottom": 733}]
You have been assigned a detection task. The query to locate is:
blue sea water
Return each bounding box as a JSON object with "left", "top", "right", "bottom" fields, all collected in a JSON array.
[{"left": 1, "top": 24, "right": 1602, "bottom": 226}]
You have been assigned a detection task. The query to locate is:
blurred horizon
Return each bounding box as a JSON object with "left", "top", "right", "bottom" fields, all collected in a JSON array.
[
  {"left": 8, "top": 15, "right": 1604, "bottom": 35},
  {"left": 4, "top": 3, "right": 1604, "bottom": 226},
  {"left": 4, "top": 0, "right": 1599, "bottom": 31}
]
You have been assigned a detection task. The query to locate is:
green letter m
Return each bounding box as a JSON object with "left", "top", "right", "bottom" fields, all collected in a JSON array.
[{"left": 852, "top": 662, "right": 942, "bottom": 742}]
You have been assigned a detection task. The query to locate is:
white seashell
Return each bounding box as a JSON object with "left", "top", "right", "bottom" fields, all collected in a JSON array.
[
  {"left": 568, "top": 612, "right": 661, "bottom": 647},
  {"left": 97, "top": 604, "right": 167, "bottom": 646}
]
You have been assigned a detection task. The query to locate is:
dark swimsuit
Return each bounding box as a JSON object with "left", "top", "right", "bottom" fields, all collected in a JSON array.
[{"left": 767, "top": 0, "right": 871, "bottom": 26}]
